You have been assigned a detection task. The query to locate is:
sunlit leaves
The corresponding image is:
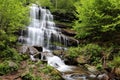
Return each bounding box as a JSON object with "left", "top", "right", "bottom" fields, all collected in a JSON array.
[
  {"left": 0, "top": 0, "right": 29, "bottom": 33},
  {"left": 73, "top": 0, "right": 120, "bottom": 38}
]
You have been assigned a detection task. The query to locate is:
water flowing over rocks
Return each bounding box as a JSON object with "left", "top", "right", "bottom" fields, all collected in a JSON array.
[{"left": 18, "top": 4, "right": 119, "bottom": 80}]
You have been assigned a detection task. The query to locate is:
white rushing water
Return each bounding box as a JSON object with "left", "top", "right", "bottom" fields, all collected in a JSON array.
[
  {"left": 47, "top": 55, "right": 72, "bottom": 72},
  {"left": 20, "top": 4, "right": 68, "bottom": 50}
]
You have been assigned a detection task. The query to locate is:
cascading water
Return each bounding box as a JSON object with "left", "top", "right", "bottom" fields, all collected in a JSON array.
[
  {"left": 20, "top": 4, "right": 68, "bottom": 51},
  {"left": 19, "top": 4, "right": 87, "bottom": 80}
]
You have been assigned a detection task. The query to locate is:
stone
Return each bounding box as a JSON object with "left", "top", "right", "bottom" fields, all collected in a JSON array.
[
  {"left": 28, "top": 46, "right": 40, "bottom": 55},
  {"left": 85, "top": 64, "right": 97, "bottom": 73},
  {"left": 76, "top": 55, "right": 88, "bottom": 64},
  {"left": 61, "top": 29, "right": 76, "bottom": 37},
  {"left": 97, "top": 73, "right": 109, "bottom": 80},
  {"left": 67, "top": 37, "right": 79, "bottom": 46},
  {"left": 17, "top": 45, "right": 29, "bottom": 54}
]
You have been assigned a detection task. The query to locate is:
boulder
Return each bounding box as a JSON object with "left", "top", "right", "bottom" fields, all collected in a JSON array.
[
  {"left": 17, "top": 45, "right": 41, "bottom": 55},
  {"left": 17, "top": 45, "right": 29, "bottom": 54},
  {"left": 28, "top": 46, "right": 40, "bottom": 55}
]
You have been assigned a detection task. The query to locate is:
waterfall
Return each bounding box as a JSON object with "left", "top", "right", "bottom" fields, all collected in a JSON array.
[
  {"left": 20, "top": 4, "right": 68, "bottom": 51},
  {"left": 19, "top": 4, "right": 87, "bottom": 80}
]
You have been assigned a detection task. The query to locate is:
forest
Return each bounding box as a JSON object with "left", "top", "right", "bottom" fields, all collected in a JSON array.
[{"left": 0, "top": 0, "right": 120, "bottom": 80}]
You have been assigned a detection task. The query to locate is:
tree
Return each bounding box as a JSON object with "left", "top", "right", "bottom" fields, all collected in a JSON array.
[
  {"left": 73, "top": 0, "right": 120, "bottom": 39},
  {"left": 0, "top": 0, "right": 29, "bottom": 33},
  {"left": 0, "top": 0, "right": 29, "bottom": 58}
]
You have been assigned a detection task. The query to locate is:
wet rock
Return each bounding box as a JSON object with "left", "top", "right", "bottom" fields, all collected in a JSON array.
[
  {"left": 28, "top": 46, "right": 40, "bottom": 55},
  {"left": 51, "top": 69, "right": 64, "bottom": 79},
  {"left": 17, "top": 45, "right": 42, "bottom": 61},
  {"left": 97, "top": 73, "right": 109, "bottom": 80},
  {"left": 33, "top": 53, "right": 40, "bottom": 59},
  {"left": 63, "top": 73, "right": 87, "bottom": 80},
  {"left": 67, "top": 37, "right": 79, "bottom": 46},
  {"left": 53, "top": 50, "right": 65, "bottom": 58},
  {"left": 61, "top": 29, "right": 77, "bottom": 37},
  {"left": 33, "top": 46, "right": 43, "bottom": 52},
  {"left": 56, "top": 23, "right": 69, "bottom": 29}
]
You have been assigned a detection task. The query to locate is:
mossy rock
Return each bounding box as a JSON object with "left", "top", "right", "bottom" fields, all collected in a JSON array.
[
  {"left": 76, "top": 55, "right": 88, "bottom": 64},
  {"left": 84, "top": 64, "right": 98, "bottom": 73},
  {"left": 50, "top": 69, "right": 64, "bottom": 80}
]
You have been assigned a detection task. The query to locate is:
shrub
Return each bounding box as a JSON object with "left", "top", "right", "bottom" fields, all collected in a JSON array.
[
  {"left": 0, "top": 61, "right": 18, "bottom": 75},
  {"left": 67, "top": 44, "right": 102, "bottom": 58},
  {"left": 42, "top": 65, "right": 53, "bottom": 74},
  {"left": 83, "top": 43, "right": 102, "bottom": 57},
  {"left": 22, "top": 73, "right": 34, "bottom": 80},
  {"left": 67, "top": 46, "right": 82, "bottom": 58},
  {"left": 112, "top": 56, "right": 120, "bottom": 67},
  {"left": 0, "top": 47, "right": 22, "bottom": 62}
]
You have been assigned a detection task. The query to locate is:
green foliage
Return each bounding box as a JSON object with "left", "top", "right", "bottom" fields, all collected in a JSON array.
[
  {"left": 37, "top": 0, "right": 53, "bottom": 8},
  {"left": 42, "top": 65, "right": 54, "bottom": 74},
  {"left": 67, "top": 46, "right": 82, "bottom": 58},
  {"left": 22, "top": 73, "right": 35, "bottom": 80},
  {"left": 27, "top": 0, "right": 53, "bottom": 9},
  {"left": 0, "top": 0, "right": 29, "bottom": 40},
  {"left": 73, "top": 0, "right": 120, "bottom": 39},
  {"left": 0, "top": 61, "right": 18, "bottom": 75},
  {"left": 0, "top": 46, "right": 22, "bottom": 62},
  {"left": 51, "top": 0, "right": 77, "bottom": 13},
  {"left": 96, "top": 63, "right": 103, "bottom": 70},
  {"left": 67, "top": 43, "right": 102, "bottom": 58},
  {"left": 0, "top": 0, "right": 29, "bottom": 61},
  {"left": 112, "top": 56, "right": 120, "bottom": 67},
  {"left": 20, "top": 54, "right": 29, "bottom": 60},
  {"left": 39, "top": 64, "right": 62, "bottom": 80},
  {"left": 50, "top": 74, "right": 61, "bottom": 80},
  {"left": 83, "top": 44, "right": 102, "bottom": 57},
  {"left": 0, "top": 0, "right": 29, "bottom": 32}
]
